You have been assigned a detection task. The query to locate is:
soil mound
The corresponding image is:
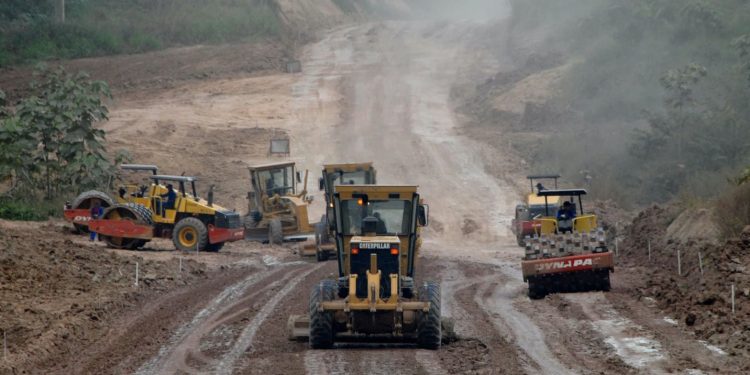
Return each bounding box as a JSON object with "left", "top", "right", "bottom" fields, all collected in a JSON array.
[
  {"left": 665, "top": 207, "right": 720, "bottom": 244},
  {"left": 0, "top": 220, "right": 207, "bottom": 373}
]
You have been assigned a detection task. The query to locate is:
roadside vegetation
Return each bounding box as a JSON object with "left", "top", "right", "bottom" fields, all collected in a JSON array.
[
  {"left": 0, "top": 65, "right": 126, "bottom": 219},
  {"left": 0, "top": 0, "right": 280, "bottom": 67},
  {"left": 506, "top": 0, "right": 750, "bottom": 212}
]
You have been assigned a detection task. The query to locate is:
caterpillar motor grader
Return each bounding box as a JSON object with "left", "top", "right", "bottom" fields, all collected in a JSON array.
[
  {"left": 66, "top": 171, "right": 244, "bottom": 251},
  {"left": 303, "top": 162, "right": 377, "bottom": 261},
  {"left": 244, "top": 162, "right": 315, "bottom": 245},
  {"left": 288, "top": 185, "right": 444, "bottom": 349},
  {"left": 520, "top": 188, "right": 613, "bottom": 299},
  {"left": 512, "top": 174, "right": 563, "bottom": 246},
  {"left": 64, "top": 164, "right": 159, "bottom": 233}
]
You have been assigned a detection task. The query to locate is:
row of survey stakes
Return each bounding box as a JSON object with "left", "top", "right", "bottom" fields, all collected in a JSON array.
[{"left": 611, "top": 222, "right": 740, "bottom": 316}]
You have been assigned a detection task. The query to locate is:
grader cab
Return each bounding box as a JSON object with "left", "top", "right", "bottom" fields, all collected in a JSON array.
[
  {"left": 309, "top": 162, "right": 377, "bottom": 261},
  {"left": 288, "top": 185, "right": 443, "bottom": 349}
]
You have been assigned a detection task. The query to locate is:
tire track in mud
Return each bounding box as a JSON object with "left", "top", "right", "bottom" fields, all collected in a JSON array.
[
  {"left": 216, "top": 264, "right": 324, "bottom": 374},
  {"left": 476, "top": 272, "right": 575, "bottom": 375},
  {"left": 136, "top": 267, "right": 276, "bottom": 375},
  {"left": 137, "top": 262, "right": 319, "bottom": 375},
  {"left": 562, "top": 294, "right": 668, "bottom": 372}
]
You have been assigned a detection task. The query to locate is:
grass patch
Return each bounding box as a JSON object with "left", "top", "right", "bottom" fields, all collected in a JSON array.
[
  {"left": 0, "top": 199, "right": 53, "bottom": 221},
  {"left": 0, "top": 0, "right": 281, "bottom": 67}
]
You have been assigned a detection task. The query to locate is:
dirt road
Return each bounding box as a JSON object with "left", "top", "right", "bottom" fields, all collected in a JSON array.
[{"left": 59, "top": 15, "right": 743, "bottom": 375}]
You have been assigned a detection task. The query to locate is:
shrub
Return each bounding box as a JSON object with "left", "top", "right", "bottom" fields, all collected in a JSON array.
[
  {"left": 0, "top": 199, "right": 49, "bottom": 221},
  {"left": 715, "top": 183, "right": 750, "bottom": 239}
]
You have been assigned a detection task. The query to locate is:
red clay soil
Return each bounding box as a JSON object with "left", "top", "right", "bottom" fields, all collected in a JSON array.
[
  {"left": 619, "top": 205, "right": 750, "bottom": 367},
  {"left": 0, "top": 220, "right": 210, "bottom": 374}
]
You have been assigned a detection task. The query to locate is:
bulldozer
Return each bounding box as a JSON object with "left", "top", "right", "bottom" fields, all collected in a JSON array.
[
  {"left": 520, "top": 188, "right": 613, "bottom": 299},
  {"left": 64, "top": 164, "right": 159, "bottom": 233},
  {"left": 66, "top": 172, "right": 244, "bottom": 251},
  {"left": 512, "top": 174, "right": 562, "bottom": 246},
  {"left": 307, "top": 162, "right": 377, "bottom": 261},
  {"left": 244, "top": 162, "right": 315, "bottom": 245},
  {"left": 288, "top": 185, "right": 444, "bottom": 349}
]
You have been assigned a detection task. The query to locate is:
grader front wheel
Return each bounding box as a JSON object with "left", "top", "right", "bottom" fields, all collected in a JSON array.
[
  {"left": 309, "top": 279, "right": 336, "bottom": 349},
  {"left": 417, "top": 281, "right": 442, "bottom": 350},
  {"left": 268, "top": 218, "right": 283, "bottom": 245}
]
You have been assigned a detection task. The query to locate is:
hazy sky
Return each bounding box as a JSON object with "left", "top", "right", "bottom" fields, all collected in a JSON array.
[{"left": 414, "top": 0, "right": 511, "bottom": 20}]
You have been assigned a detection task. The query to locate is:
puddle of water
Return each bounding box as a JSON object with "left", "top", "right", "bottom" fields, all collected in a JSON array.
[
  {"left": 262, "top": 255, "right": 280, "bottom": 266},
  {"left": 587, "top": 311, "right": 665, "bottom": 369}
]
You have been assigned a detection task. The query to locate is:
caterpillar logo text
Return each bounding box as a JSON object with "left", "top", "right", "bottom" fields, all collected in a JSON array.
[{"left": 358, "top": 242, "right": 391, "bottom": 250}]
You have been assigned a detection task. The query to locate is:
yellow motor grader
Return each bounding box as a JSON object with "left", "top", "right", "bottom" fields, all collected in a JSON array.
[
  {"left": 244, "top": 162, "right": 315, "bottom": 245},
  {"left": 288, "top": 185, "right": 444, "bottom": 349},
  {"left": 305, "top": 162, "right": 377, "bottom": 261}
]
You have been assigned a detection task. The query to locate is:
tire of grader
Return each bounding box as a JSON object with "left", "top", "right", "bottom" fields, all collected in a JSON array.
[
  {"left": 173, "top": 217, "right": 209, "bottom": 252},
  {"left": 100, "top": 203, "right": 152, "bottom": 250},
  {"left": 268, "top": 218, "right": 283, "bottom": 245},
  {"left": 417, "top": 281, "right": 442, "bottom": 349},
  {"left": 71, "top": 190, "right": 115, "bottom": 233},
  {"left": 309, "top": 279, "right": 337, "bottom": 349}
]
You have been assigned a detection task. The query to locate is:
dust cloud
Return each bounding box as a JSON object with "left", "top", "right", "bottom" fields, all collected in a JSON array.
[{"left": 406, "top": 0, "right": 511, "bottom": 21}]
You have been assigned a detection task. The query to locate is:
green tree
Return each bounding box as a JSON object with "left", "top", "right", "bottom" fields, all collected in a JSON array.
[{"left": 0, "top": 65, "right": 121, "bottom": 199}]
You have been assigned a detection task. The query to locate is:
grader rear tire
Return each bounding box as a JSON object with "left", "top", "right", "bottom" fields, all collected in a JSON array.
[
  {"left": 309, "top": 279, "right": 336, "bottom": 349},
  {"left": 268, "top": 218, "right": 283, "bottom": 245},
  {"left": 417, "top": 281, "right": 442, "bottom": 350},
  {"left": 71, "top": 190, "right": 115, "bottom": 233},
  {"left": 173, "top": 217, "right": 208, "bottom": 252},
  {"left": 100, "top": 203, "right": 152, "bottom": 250}
]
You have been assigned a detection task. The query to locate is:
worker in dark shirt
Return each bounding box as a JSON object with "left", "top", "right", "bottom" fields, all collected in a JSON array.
[
  {"left": 161, "top": 184, "right": 177, "bottom": 214},
  {"left": 89, "top": 200, "right": 104, "bottom": 241},
  {"left": 557, "top": 201, "right": 576, "bottom": 233}
]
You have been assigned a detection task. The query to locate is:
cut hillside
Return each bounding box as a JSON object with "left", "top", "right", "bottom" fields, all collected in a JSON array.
[
  {"left": 0, "top": 220, "right": 210, "bottom": 373},
  {"left": 620, "top": 206, "right": 750, "bottom": 364}
]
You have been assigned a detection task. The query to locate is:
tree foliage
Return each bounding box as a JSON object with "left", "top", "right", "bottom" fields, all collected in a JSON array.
[
  {"left": 0, "top": 65, "right": 126, "bottom": 199},
  {"left": 510, "top": 0, "right": 750, "bottom": 205}
]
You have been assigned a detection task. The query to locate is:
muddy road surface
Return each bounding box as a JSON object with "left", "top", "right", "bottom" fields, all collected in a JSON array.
[{"left": 63, "top": 19, "right": 742, "bottom": 375}]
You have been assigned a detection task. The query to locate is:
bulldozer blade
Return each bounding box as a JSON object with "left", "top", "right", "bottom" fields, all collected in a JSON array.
[{"left": 287, "top": 314, "right": 310, "bottom": 341}]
